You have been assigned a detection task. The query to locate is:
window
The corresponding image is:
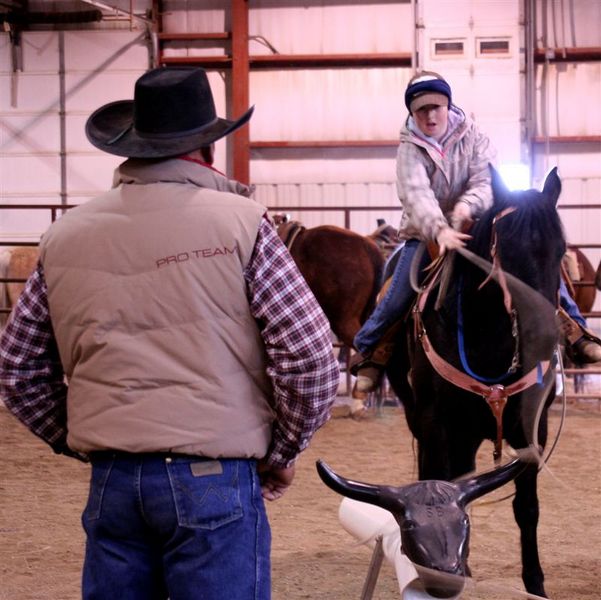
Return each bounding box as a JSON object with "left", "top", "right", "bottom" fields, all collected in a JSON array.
[
  {"left": 477, "top": 37, "right": 511, "bottom": 58},
  {"left": 431, "top": 39, "right": 465, "bottom": 58}
]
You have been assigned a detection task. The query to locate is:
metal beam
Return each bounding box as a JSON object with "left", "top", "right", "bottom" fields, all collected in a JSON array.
[
  {"left": 160, "top": 52, "right": 412, "bottom": 69},
  {"left": 250, "top": 52, "right": 411, "bottom": 69},
  {"left": 79, "top": 0, "right": 151, "bottom": 24},
  {"left": 250, "top": 140, "right": 399, "bottom": 149},
  {"left": 230, "top": 0, "right": 250, "bottom": 184},
  {"left": 532, "top": 136, "right": 601, "bottom": 144},
  {"left": 534, "top": 46, "right": 601, "bottom": 62}
]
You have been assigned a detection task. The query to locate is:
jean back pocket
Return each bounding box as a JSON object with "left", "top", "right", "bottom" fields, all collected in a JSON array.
[{"left": 167, "top": 458, "right": 244, "bottom": 530}]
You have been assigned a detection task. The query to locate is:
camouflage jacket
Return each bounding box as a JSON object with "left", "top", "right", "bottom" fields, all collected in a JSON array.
[{"left": 395, "top": 106, "right": 496, "bottom": 242}]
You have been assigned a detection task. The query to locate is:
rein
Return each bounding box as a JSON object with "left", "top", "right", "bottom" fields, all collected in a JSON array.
[{"left": 414, "top": 208, "right": 551, "bottom": 464}]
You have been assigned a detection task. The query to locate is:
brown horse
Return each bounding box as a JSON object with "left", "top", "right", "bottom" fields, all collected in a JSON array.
[
  {"left": 366, "top": 219, "right": 399, "bottom": 261},
  {"left": 274, "top": 218, "right": 384, "bottom": 349},
  {"left": 561, "top": 245, "right": 597, "bottom": 313},
  {"left": 0, "top": 246, "right": 39, "bottom": 325}
]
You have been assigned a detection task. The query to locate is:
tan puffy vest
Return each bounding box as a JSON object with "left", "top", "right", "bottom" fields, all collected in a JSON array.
[{"left": 39, "top": 159, "right": 275, "bottom": 457}]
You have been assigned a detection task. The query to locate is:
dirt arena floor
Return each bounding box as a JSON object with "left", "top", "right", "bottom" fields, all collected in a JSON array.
[{"left": 0, "top": 396, "right": 599, "bottom": 600}]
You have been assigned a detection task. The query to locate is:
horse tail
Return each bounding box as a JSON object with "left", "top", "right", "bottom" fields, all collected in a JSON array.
[
  {"left": 0, "top": 247, "right": 14, "bottom": 327},
  {"left": 361, "top": 237, "right": 385, "bottom": 324}
]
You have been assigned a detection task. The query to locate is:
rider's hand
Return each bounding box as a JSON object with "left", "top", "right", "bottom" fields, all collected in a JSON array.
[
  {"left": 451, "top": 200, "right": 472, "bottom": 230},
  {"left": 257, "top": 461, "right": 296, "bottom": 501},
  {"left": 436, "top": 225, "right": 472, "bottom": 254}
]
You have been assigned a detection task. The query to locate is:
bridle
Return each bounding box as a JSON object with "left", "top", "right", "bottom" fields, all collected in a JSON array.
[{"left": 414, "top": 208, "right": 551, "bottom": 464}]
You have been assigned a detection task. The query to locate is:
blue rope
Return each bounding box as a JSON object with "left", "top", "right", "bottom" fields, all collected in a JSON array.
[{"left": 457, "top": 278, "right": 515, "bottom": 384}]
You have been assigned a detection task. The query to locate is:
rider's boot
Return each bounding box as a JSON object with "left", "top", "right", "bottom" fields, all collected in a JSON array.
[
  {"left": 350, "top": 345, "right": 390, "bottom": 398},
  {"left": 349, "top": 320, "right": 405, "bottom": 405},
  {"left": 347, "top": 350, "right": 387, "bottom": 420},
  {"left": 558, "top": 308, "right": 601, "bottom": 364}
]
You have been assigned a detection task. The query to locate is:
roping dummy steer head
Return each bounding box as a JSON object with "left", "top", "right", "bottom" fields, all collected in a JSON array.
[{"left": 316, "top": 459, "right": 526, "bottom": 598}]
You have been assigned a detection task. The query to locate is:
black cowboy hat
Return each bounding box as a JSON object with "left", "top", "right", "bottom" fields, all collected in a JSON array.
[{"left": 85, "top": 66, "right": 254, "bottom": 159}]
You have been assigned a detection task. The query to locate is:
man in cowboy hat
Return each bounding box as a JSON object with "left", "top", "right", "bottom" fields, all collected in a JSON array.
[{"left": 0, "top": 66, "right": 339, "bottom": 599}]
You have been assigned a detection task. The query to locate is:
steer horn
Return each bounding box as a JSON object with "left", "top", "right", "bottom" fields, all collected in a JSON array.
[
  {"left": 316, "top": 460, "right": 406, "bottom": 515},
  {"left": 457, "top": 458, "right": 526, "bottom": 506}
]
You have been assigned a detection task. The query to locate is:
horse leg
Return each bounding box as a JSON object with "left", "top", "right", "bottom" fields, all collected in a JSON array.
[
  {"left": 511, "top": 396, "right": 550, "bottom": 596},
  {"left": 335, "top": 317, "right": 362, "bottom": 351},
  {"left": 512, "top": 464, "right": 547, "bottom": 597}
]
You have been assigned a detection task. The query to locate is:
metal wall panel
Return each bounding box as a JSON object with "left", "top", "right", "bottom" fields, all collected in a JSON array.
[
  {"left": 249, "top": 1, "right": 412, "bottom": 54},
  {"left": 251, "top": 147, "right": 397, "bottom": 184},
  {"left": 1, "top": 30, "right": 149, "bottom": 240},
  {"left": 162, "top": 0, "right": 228, "bottom": 34},
  {"left": 532, "top": 0, "right": 601, "bottom": 285},
  {"left": 1, "top": 113, "right": 61, "bottom": 155},
  {"left": 536, "top": 0, "right": 601, "bottom": 47},
  {"left": 244, "top": 1, "right": 414, "bottom": 227},
  {"left": 535, "top": 63, "right": 601, "bottom": 137},
  {"left": 249, "top": 68, "right": 410, "bottom": 141}
]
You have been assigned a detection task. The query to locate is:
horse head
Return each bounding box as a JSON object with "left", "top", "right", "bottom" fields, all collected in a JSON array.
[
  {"left": 317, "top": 459, "right": 525, "bottom": 597},
  {"left": 450, "top": 165, "right": 565, "bottom": 402},
  {"left": 473, "top": 165, "right": 565, "bottom": 307},
  {"left": 271, "top": 212, "right": 291, "bottom": 226}
]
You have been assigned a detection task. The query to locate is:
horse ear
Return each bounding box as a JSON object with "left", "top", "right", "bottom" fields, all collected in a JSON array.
[
  {"left": 489, "top": 163, "right": 509, "bottom": 201},
  {"left": 542, "top": 167, "right": 561, "bottom": 206}
]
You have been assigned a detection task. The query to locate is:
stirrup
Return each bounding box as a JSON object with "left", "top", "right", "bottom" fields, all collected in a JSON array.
[
  {"left": 350, "top": 353, "right": 384, "bottom": 377},
  {"left": 353, "top": 365, "right": 385, "bottom": 395}
]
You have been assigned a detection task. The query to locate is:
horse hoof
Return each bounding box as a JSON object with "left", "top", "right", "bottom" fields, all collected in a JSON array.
[
  {"left": 351, "top": 408, "right": 373, "bottom": 421},
  {"left": 330, "top": 404, "right": 351, "bottom": 419},
  {"left": 350, "top": 399, "right": 373, "bottom": 420}
]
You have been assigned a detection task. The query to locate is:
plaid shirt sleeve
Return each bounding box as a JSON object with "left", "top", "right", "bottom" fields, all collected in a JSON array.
[
  {"left": 0, "top": 263, "right": 68, "bottom": 448},
  {"left": 245, "top": 217, "right": 339, "bottom": 468}
]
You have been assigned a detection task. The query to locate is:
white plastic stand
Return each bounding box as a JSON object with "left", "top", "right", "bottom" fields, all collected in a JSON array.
[{"left": 338, "top": 498, "right": 462, "bottom": 600}]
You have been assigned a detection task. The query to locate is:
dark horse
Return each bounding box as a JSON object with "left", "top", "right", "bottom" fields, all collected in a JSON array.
[
  {"left": 319, "top": 166, "right": 565, "bottom": 598},
  {"left": 275, "top": 218, "right": 384, "bottom": 348}
]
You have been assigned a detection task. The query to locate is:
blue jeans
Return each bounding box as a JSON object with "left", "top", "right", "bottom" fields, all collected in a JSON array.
[
  {"left": 353, "top": 243, "right": 587, "bottom": 355},
  {"left": 559, "top": 278, "right": 586, "bottom": 327},
  {"left": 82, "top": 453, "right": 271, "bottom": 600},
  {"left": 354, "top": 239, "right": 430, "bottom": 354}
]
